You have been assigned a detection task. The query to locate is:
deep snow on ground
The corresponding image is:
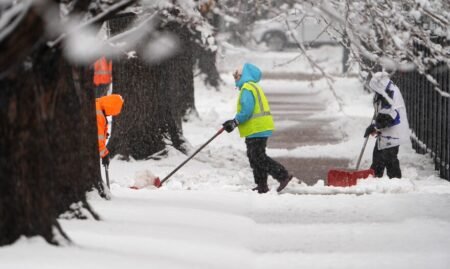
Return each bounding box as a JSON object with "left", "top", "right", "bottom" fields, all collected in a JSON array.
[{"left": 1, "top": 47, "right": 450, "bottom": 269}]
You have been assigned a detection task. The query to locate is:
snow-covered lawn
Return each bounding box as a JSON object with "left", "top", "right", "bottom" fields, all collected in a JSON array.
[{"left": 2, "top": 48, "right": 450, "bottom": 269}]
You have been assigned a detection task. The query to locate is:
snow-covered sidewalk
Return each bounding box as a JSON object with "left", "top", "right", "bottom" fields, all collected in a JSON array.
[{"left": 2, "top": 48, "right": 450, "bottom": 269}]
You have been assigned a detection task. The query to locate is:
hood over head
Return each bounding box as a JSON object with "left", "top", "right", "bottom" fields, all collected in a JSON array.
[
  {"left": 369, "top": 72, "right": 395, "bottom": 106},
  {"left": 369, "top": 72, "right": 391, "bottom": 94},
  {"left": 235, "top": 63, "right": 262, "bottom": 88},
  {"left": 97, "top": 94, "right": 124, "bottom": 116}
]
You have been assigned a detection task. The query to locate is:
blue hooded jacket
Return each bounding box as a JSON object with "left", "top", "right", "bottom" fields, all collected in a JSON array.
[{"left": 234, "top": 63, "right": 272, "bottom": 138}]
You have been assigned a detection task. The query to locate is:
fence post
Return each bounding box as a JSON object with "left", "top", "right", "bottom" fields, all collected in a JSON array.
[{"left": 446, "top": 70, "right": 450, "bottom": 180}]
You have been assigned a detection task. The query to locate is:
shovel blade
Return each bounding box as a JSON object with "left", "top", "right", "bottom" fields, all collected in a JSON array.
[
  {"left": 130, "top": 176, "right": 161, "bottom": 189},
  {"left": 154, "top": 177, "right": 161, "bottom": 188},
  {"left": 327, "top": 169, "right": 374, "bottom": 187}
]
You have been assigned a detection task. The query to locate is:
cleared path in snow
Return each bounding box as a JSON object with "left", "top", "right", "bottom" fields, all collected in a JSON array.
[{"left": 264, "top": 82, "right": 350, "bottom": 185}]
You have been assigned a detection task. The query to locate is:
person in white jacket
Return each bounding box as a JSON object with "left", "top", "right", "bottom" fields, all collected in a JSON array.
[{"left": 364, "top": 72, "right": 410, "bottom": 178}]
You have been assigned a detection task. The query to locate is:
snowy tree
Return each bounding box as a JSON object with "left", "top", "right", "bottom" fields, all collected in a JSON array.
[
  {"left": 321, "top": 0, "right": 449, "bottom": 83},
  {"left": 106, "top": 3, "right": 220, "bottom": 159},
  {"left": 216, "top": 0, "right": 449, "bottom": 86},
  {"left": 0, "top": 0, "right": 130, "bottom": 246},
  {"left": 0, "top": 0, "right": 217, "bottom": 246},
  {"left": 107, "top": 14, "right": 189, "bottom": 159}
]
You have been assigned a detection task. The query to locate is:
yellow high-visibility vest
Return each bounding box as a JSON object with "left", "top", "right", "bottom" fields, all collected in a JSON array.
[{"left": 237, "top": 82, "right": 274, "bottom": 137}]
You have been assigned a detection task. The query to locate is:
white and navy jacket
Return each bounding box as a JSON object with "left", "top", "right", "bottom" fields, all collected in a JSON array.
[{"left": 370, "top": 77, "right": 410, "bottom": 150}]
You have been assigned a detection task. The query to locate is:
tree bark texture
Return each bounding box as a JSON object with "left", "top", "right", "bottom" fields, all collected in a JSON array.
[
  {"left": 107, "top": 14, "right": 202, "bottom": 160},
  {"left": 162, "top": 21, "right": 196, "bottom": 122},
  {"left": 0, "top": 44, "right": 102, "bottom": 246},
  {"left": 192, "top": 39, "right": 221, "bottom": 90},
  {"left": 0, "top": 4, "right": 45, "bottom": 78},
  {"left": 194, "top": 0, "right": 222, "bottom": 90}
]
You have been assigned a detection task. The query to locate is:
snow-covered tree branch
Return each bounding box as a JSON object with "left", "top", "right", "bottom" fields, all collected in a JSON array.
[{"left": 217, "top": 0, "right": 449, "bottom": 94}]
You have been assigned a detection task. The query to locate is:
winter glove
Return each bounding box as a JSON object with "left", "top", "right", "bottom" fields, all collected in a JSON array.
[
  {"left": 364, "top": 124, "right": 377, "bottom": 138},
  {"left": 102, "top": 154, "right": 110, "bottom": 166},
  {"left": 222, "top": 119, "right": 239, "bottom": 133},
  {"left": 375, "top": 113, "right": 396, "bottom": 129}
]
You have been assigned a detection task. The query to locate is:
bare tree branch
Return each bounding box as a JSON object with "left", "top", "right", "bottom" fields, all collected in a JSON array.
[{"left": 48, "top": 0, "right": 137, "bottom": 48}]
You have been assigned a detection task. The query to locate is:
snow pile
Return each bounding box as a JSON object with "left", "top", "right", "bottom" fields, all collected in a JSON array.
[
  {"left": 131, "top": 170, "right": 160, "bottom": 189},
  {"left": 282, "top": 177, "right": 417, "bottom": 195}
]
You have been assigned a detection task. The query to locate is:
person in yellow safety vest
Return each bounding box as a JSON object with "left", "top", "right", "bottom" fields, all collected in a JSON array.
[
  {"left": 96, "top": 94, "right": 124, "bottom": 166},
  {"left": 93, "top": 57, "right": 112, "bottom": 98},
  {"left": 222, "top": 63, "right": 293, "bottom": 193}
]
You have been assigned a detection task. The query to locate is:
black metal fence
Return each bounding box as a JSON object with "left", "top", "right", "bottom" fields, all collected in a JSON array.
[{"left": 393, "top": 64, "right": 450, "bottom": 181}]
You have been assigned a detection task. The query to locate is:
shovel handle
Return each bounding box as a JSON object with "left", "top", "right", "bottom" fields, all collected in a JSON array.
[
  {"left": 160, "top": 127, "right": 225, "bottom": 186},
  {"left": 356, "top": 110, "right": 378, "bottom": 171},
  {"left": 355, "top": 135, "right": 370, "bottom": 170}
]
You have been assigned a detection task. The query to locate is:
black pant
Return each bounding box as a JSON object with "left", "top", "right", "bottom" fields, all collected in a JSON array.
[
  {"left": 245, "top": 137, "right": 289, "bottom": 187},
  {"left": 370, "top": 142, "right": 401, "bottom": 178},
  {"left": 95, "top": 84, "right": 110, "bottom": 98}
]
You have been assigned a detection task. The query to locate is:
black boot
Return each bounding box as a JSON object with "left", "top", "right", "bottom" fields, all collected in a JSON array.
[
  {"left": 252, "top": 184, "right": 269, "bottom": 193},
  {"left": 277, "top": 174, "right": 293, "bottom": 192},
  {"left": 258, "top": 184, "right": 269, "bottom": 193}
]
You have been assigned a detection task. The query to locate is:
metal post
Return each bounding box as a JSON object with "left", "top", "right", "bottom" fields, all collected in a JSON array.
[{"left": 104, "top": 164, "right": 110, "bottom": 189}]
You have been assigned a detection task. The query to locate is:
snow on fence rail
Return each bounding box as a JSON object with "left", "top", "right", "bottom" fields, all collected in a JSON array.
[{"left": 393, "top": 39, "right": 450, "bottom": 181}]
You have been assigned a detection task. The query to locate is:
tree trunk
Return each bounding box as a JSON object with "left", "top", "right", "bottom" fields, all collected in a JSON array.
[
  {"left": 196, "top": 0, "right": 222, "bottom": 91},
  {"left": 192, "top": 39, "right": 221, "bottom": 91},
  {"left": 0, "top": 38, "right": 102, "bottom": 247},
  {"left": 107, "top": 14, "right": 199, "bottom": 159},
  {"left": 163, "top": 22, "right": 197, "bottom": 122}
]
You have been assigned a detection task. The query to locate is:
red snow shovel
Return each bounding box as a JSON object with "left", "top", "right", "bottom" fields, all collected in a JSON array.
[
  {"left": 327, "top": 115, "right": 376, "bottom": 187},
  {"left": 327, "top": 136, "right": 374, "bottom": 187},
  {"left": 155, "top": 127, "right": 225, "bottom": 188}
]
